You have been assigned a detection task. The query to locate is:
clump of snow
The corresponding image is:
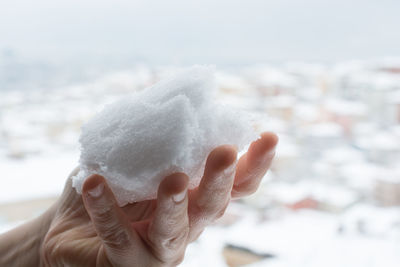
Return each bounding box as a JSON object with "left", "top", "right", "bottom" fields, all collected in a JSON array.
[{"left": 72, "top": 66, "right": 256, "bottom": 206}]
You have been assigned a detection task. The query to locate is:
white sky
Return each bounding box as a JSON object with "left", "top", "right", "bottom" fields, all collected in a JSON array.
[{"left": 0, "top": 0, "right": 399, "bottom": 65}]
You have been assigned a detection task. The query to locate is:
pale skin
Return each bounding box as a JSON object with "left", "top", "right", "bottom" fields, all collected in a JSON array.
[{"left": 0, "top": 132, "right": 278, "bottom": 267}]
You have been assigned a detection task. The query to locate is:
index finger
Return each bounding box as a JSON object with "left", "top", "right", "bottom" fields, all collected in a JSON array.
[{"left": 82, "top": 175, "right": 145, "bottom": 258}]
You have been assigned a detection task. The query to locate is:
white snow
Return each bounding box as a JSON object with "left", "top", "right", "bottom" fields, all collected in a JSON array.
[{"left": 73, "top": 66, "right": 256, "bottom": 205}]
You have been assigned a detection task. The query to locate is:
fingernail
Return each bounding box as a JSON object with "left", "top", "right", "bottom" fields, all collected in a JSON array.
[
  {"left": 87, "top": 182, "right": 104, "bottom": 198},
  {"left": 267, "top": 146, "right": 276, "bottom": 156},
  {"left": 172, "top": 188, "right": 187, "bottom": 203},
  {"left": 223, "top": 161, "right": 237, "bottom": 177},
  {"left": 264, "top": 146, "right": 276, "bottom": 159}
]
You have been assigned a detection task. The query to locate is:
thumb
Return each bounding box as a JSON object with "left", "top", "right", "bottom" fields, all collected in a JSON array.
[{"left": 82, "top": 174, "right": 133, "bottom": 251}]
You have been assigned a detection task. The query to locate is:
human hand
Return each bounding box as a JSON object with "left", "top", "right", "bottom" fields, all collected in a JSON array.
[{"left": 39, "top": 132, "right": 278, "bottom": 267}]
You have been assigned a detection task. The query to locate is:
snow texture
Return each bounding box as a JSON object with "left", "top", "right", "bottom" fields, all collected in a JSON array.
[{"left": 72, "top": 66, "right": 256, "bottom": 206}]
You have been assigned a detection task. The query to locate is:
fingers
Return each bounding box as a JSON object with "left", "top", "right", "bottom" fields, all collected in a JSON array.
[
  {"left": 82, "top": 175, "right": 138, "bottom": 253},
  {"left": 191, "top": 145, "right": 237, "bottom": 223},
  {"left": 231, "top": 132, "right": 278, "bottom": 198},
  {"left": 147, "top": 173, "right": 189, "bottom": 264}
]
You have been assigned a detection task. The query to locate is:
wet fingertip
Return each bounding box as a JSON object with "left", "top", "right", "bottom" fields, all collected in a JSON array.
[
  {"left": 160, "top": 173, "right": 188, "bottom": 203},
  {"left": 82, "top": 174, "right": 106, "bottom": 197},
  {"left": 161, "top": 172, "right": 189, "bottom": 196},
  {"left": 209, "top": 145, "right": 238, "bottom": 171},
  {"left": 251, "top": 132, "right": 278, "bottom": 157},
  {"left": 261, "top": 132, "right": 279, "bottom": 147},
  {"left": 88, "top": 183, "right": 104, "bottom": 198},
  {"left": 172, "top": 187, "right": 187, "bottom": 203},
  {"left": 223, "top": 158, "right": 237, "bottom": 177}
]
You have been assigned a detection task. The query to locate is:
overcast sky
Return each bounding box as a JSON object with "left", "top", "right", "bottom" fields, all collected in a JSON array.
[{"left": 0, "top": 0, "right": 399, "bottom": 66}]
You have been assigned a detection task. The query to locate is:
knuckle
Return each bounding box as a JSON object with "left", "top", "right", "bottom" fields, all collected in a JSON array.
[
  {"left": 150, "top": 227, "right": 189, "bottom": 264},
  {"left": 91, "top": 207, "right": 121, "bottom": 232},
  {"left": 204, "top": 204, "right": 220, "bottom": 215},
  {"left": 101, "top": 225, "right": 131, "bottom": 250},
  {"left": 197, "top": 197, "right": 230, "bottom": 220},
  {"left": 171, "top": 253, "right": 185, "bottom": 266},
  {"left": 196, "top": 199, "right": 220, "bottom": 215},
  {"left": 90, "top": 205, "right": 132, "bottom": 250},
  {"left": 92, "top": 203, "right": 114, "bottom": 220},
  {"left": 188, "top": 229, "right": 204, "bottom": 243},
  {"left": 215, "top": 208, "right": 226, "bottom": 219},
  {"left": 235, "top": 177, "right": 261, "bottom": 196},
  {"left": 215, "top": 201, "right": 229, "bottom": 219},
  {"left": 162, "top": 227, "right": 189, "bottom": 251},
  {"left": 249, "top": 186, "right": 259, "bottom": 194},
  {"left": 246, "top": 181, "right": 261, "bottom": 195}
]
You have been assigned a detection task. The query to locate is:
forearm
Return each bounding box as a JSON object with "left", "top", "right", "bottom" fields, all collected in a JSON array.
[{"left": 0, "top": 207, "right": 54, "bottom": 266}]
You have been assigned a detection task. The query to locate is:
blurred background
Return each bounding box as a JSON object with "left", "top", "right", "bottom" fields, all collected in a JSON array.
[{"left": 1, "top": 0, "right": 400, "bottom": 266}]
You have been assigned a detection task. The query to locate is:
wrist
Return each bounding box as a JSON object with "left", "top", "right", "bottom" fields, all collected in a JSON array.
[{"left": 0, "top": 203, "right": 56, "bottom": 266}]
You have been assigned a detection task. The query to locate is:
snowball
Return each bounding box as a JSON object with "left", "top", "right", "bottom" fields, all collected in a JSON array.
[{"left": 72, "top": 66, "right": 256, "bottom": 206}]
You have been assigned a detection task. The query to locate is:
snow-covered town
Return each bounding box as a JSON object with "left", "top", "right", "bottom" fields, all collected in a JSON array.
[{"left": 1, "top": 59, "right": 400, "bottom": 266}]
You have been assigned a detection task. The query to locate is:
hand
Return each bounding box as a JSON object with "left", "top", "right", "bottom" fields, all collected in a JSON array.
[{"left": 37, "top": 132, "right": 278, "bottom": 266}]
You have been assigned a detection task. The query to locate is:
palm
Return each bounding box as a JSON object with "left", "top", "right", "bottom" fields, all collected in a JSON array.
[
  {"left": 41, "top": 177, "right": 101, "bottom": 266},
  {"left": 42, "top": 175, "right": 161, "bottom": 266},
  {"left": 44, "top": 218, "right": 101, "bottom": 266}
]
